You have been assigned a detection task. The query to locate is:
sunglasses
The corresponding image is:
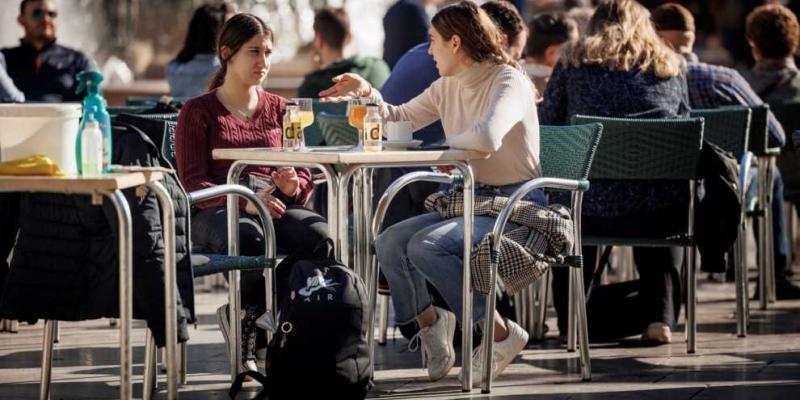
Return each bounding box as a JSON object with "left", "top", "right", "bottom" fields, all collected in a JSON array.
[{"left": 32, "top": 8, "right": 58, "bottom": 20}]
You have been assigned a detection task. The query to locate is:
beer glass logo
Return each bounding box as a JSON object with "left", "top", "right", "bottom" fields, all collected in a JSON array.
[{"left": 369, "top": 125, "right": 381, "bottom": 140}]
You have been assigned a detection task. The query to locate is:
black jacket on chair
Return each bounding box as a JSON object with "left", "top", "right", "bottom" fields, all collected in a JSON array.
[
  {"left": 0, "top": 121, "right": 193, "bottom": 347},
  {"left": 696, "top": 141, "right": 743, "bottom": 273}
]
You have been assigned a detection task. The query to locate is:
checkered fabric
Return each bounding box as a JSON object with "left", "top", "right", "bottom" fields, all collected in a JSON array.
[{"left": 424, "top": 191, "right": 574, "bottom": 295}]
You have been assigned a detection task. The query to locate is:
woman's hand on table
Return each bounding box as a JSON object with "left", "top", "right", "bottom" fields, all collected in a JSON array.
[
  {"left": 318, "top": 73, "right": 372, "bottom": 101},
  {"left": 245, "top": 189, "right": 287, "bottom": 219},
  {"left": 271, "top": 167, "right": 299, "bottom": 197}
]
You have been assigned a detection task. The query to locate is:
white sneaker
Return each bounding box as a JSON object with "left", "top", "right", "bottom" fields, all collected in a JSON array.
[
  {"left": 470, "top": 319, "right": 528, "bottom": 387},
  {"left": 641, "top": 322, "right": 672, "bottom": 344},
  {"left": 409, "top": 307, "right": 457, "bottom": 381}
]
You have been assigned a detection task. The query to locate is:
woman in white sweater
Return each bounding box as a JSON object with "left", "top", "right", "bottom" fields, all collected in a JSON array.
[{"left": 321, "top": 1, "right": 539, "bottom": 385}]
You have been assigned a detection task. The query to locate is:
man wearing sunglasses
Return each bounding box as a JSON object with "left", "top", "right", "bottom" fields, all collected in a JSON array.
[{"left": 1, "top": 0, "right": 94, "bottom": 102}]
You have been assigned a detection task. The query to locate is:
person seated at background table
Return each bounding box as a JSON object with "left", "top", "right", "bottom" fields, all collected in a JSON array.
[
  {"left": 175, "top": 13, "right": 333, "bottom": 374},
  {"left": 481, "top": 0, "right": 528, "bottom": 62},
  {"left": 2, "top": 0, "right": 95, "bottom": 102},
  {"left": 523, "top": 12, "right": 578, "bottom": 99},
  {"left": 166, "top": 2, "right": 234, "bottom": 98},
  {"left": 653, "top": 3, "right": 800, "bottom": 299},
  {"left": 742, "top": 4, "right": 800, "bottom": 105},
  {"left": 539, "top": 0, "right": 690, "bottom": 345},
  {"left": 321, "top": 1, "right": 538, "bottom": 385},
  {"left": 383, "top": 0, "right": 444, "bottom": 69},
  {"left": 297, "top": 7, "right": 390, "bottom": 98}
]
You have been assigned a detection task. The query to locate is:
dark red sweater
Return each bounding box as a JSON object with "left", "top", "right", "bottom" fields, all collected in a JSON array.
[{"left": 175, "top": 89, "right": 313, "bottom": 209}]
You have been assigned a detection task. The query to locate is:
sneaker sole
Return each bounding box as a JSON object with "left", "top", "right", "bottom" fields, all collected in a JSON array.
[
  {"left": 216, "top": 305, "right": 231, "bottom": 362},
  {"left": 430, "top": 311, "right": 457, "bottom": 381},
  {"left": 217, "top": 305, "right": 255, "bottom": 381}
]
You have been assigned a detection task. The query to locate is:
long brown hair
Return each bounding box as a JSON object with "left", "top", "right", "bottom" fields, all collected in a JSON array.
[
  {"left": 431, "top": 1, "right": 516, "bottom": 67},
  {"left": 208, "top": 13, "right": 273, "bottom": 90},
  {"left": 566, "top": 0, "right": 684, "bottom": 78}
]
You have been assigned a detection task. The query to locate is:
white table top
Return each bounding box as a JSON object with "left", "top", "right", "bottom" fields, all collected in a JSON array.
[
  {"left": 212, "top": 146, "right": 489, "bottom": 165},
  {"left": 0, "top": 171, "right": 165, "bottom": 194}
]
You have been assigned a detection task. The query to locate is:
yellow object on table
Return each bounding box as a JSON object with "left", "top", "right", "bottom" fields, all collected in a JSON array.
[{"left": 0, "top": 154, "right": 66, "bottom": 176}]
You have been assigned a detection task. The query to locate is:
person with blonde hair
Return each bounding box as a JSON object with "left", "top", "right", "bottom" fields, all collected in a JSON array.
[
  {"left": 322, "top": 0, "right": 538, "bottom": 386},
  {"left": 540, "top": 0, "right": 690, "bottom": 345}
]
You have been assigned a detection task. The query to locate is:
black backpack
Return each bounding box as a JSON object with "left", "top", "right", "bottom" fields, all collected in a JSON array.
[{"left": 230, "top": 259, "right": 373, "bottom": 399}]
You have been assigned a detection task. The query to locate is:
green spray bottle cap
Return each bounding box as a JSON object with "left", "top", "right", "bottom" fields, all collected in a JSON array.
[{"left": 76, "top": 70, "right": 104, "bottom": 96}]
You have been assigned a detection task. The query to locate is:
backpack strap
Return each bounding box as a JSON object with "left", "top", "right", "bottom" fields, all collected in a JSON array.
[{"left": 229, "top": 370, "right": 269, "bottom": 399}]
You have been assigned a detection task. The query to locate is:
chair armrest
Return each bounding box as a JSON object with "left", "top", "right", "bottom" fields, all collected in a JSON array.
[
  {"left": 489, "top": 177, "right": 585, "bottom": 252},
  {"left": 187, "top": 184, "right": 277, "bottom": 260}
]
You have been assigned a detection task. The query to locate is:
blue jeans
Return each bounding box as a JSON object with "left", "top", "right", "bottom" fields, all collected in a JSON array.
[{"left": 374, "top": 183, "right": 545, "bottom": 327}]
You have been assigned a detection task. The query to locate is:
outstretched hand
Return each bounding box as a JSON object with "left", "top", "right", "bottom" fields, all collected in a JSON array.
[{"left": 318, "top": 73, "right": 372, "bottom": 102}]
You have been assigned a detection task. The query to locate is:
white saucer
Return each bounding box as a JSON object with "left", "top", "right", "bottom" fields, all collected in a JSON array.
[{"left": 383, "top": 139, "right": 423, "bottom": 150}]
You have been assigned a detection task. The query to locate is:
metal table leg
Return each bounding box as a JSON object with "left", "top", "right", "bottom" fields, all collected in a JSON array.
[
  {"left": 148, "top": 181, "right": 178, "bottom": 399},
  {"left": 105, "top": 189, "right": 133, "bottom": 400},
  {"left": 38, "top": 320, "right": 56, "bottom": 400}
]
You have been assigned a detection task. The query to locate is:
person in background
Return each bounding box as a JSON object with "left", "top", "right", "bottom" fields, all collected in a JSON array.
[
  {"left": 383, "top": 0, "right": 444, "bottom": 69},
  {"left": 175, "top": 13, "right": 333, "bottom": 374},
  {"left": 2, "top": 0, "right": 94, "bottom": 102},
  {"left": 481, "top": 0, "right": 528, "bottom": 61},
  {"left": 524, "top": 13, "right": 579, "bottom": 97},
  {"left": 322, "top": 1, "right": 538, "bottom": 386},
  {"left": 166, "top": 2, "right": 234, "bottom": 98},
  {"left": 540, "top": 0, "right": 690, "bottom": 345},
  {"left": 0, "top": 53, "right": 24, "bottom": 103},
  {"left": 742, "top": 4, "right": 800, "bottom": 104},
  {"left": 297, "top": 8, "right": 390, "bottom": 98},
  {"left": 653, "top": 3, "right": 800, "bottom": 299}
]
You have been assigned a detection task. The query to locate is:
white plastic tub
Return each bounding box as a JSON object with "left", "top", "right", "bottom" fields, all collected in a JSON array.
[{"left": 0, "top": 103, "right": 83, "bottom": 174}]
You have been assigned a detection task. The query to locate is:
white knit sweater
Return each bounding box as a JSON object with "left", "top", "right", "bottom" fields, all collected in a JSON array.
[{"left": 369, "top": 61, "right": 541, "bottom": 186}]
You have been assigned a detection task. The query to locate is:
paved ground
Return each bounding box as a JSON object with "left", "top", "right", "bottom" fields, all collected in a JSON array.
[{"left": 1, "top": 270, "right": 799, "bottom": 399}]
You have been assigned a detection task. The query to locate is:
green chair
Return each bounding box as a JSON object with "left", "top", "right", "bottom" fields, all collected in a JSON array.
[
  {"left": 304, "top": 100, "right": 348, "bottom": 146},
  {"left": 738, "top": 105, "right": 779, "bottom": 310},
  {"left": 479, "top": 123, "right": 603, "bottom": 391},
  {"left": 125, "top": 95, "right": 188, "bottom": 107},
  {"left": 690, "top": 107, "right": 753, "bottom": 338},
  {"left": 768, "top": 102, "right": 800, "bottom": 273},
  {"left": 571, "top": 115, "right": 704, "bottom": 354},
  {"left": 317, "top": 112, "right": 358, "bottom": 146}
]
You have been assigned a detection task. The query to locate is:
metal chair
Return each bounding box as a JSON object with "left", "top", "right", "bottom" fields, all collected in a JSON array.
[
  {"left": 571, "top": 115, "right": 705, "bottom": 354},
  {"left": 122, "top": 112, "right": 279, "bottom": 398},
  {"left": 768, "top": 102, "right": 800, "bottom": 272},
  {"left": 304, "top": 100, "right": 347, "bottom": 147},
  {"left": 741, "top": 105, "right": 780, "bottom": 310},
  {"left": 690, "top": 107, "right": 753, "bottom": 337},
  {"left": 477, "top": 123, "right": 603, "bottom": 392},
  {"left": 317, "top": 112, "right": 358, "bottom": 147}
]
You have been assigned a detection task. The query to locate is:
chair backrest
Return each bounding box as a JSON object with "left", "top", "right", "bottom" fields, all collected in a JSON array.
[
  {"left": 125, "top": 95, "right": 189, "bottom": 107},
  {"left": 741, "top": 104, "right": 771, "bottom": 156},
  {"left": 690, "top": 107, "right": 751, "bottom": 159},
  {"left": 114, "top": 112, "right": 180, "bottom": 168},
  {"left": 769, "top": 102, "right": 800, "bottom": 151},
  {"left": 771, "top": 102, "right": 800, "bottom": 200},
  {"left": 539, "top": 123, "right": 603, "bottom": 184},
  {"left": 571, "top": 115, "right": 704, "bottom": 180},
  {"left": 317, "top": 112, "right": 358, "bottom": 146},
  {"left": 304, "top": 100, "right": 348, "bottom": 146}
]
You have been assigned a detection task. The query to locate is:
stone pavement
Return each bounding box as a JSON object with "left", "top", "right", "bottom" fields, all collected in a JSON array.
[{"left": 1, "top": 274, "right": 798, "bottom": 399}]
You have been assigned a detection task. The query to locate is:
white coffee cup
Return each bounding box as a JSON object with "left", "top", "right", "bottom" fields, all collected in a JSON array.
[{"left": 385, "top": 121, "right": 413, "bottom": 141}]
